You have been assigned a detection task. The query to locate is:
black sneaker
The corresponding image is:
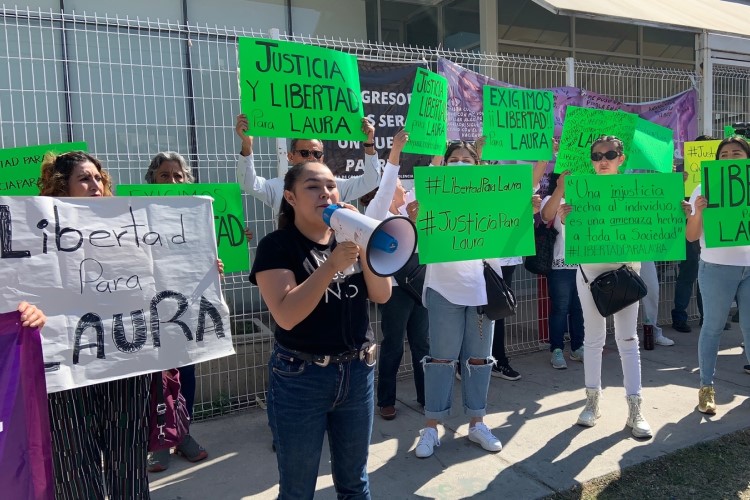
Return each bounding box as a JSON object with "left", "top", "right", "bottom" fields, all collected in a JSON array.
[
  {"left": 744, "top": 365, "right": 750, "bottom": 374},
  {"left": 672, "top": 321, "right": 691, "bottom": 333},
  {"left": 492, "top": 362, "right": 521, "bottom": 381}
]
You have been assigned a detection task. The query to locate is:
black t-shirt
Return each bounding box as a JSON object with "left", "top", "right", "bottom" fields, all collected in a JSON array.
[{"left": 249, "top": 224, "right": 373, "bottom": 355}]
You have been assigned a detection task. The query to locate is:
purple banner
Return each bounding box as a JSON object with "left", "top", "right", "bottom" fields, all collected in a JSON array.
[
  {"left": 0, "top": 311, "right": 54, "bottom": 500},
  {"left": 440, "top": 58, "right": 697, "bottom": 160}
]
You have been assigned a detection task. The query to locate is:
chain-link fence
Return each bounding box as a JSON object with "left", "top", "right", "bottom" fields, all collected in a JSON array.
[{"left": 0, "top": 6, "right": 705, "bottom": 419}]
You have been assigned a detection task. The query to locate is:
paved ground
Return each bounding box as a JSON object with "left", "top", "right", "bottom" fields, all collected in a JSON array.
[{"left": 149, "top": 322, "right": 750, "bottom": 499}]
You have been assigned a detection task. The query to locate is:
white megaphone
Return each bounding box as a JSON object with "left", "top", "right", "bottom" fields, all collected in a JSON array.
[{"left": 322, "top": 204, "right": 417, "bottom": 277}]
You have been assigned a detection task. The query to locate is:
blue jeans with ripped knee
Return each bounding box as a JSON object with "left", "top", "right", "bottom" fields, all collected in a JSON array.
[{"left": 422, "top": 288, "right": 495, "bottom": 421}]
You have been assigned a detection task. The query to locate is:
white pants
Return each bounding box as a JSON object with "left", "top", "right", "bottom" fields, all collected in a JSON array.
[
  {"left": 639, "top": 261, "right": 660, "bottom": 330},
  {"left": 577, "top": 264, "right": 643, "bottom": 396}
]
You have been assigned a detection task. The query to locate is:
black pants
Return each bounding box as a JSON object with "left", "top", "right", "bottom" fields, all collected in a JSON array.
[{"left": 491, "top": 265, "right": 516, "bottom": 363}]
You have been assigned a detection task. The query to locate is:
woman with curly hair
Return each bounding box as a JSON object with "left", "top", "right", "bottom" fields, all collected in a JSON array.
[{"left": 40, "top": 151, "right": 153, "bottom": 500}]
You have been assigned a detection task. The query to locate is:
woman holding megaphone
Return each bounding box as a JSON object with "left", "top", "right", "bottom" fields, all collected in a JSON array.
[{"left": 249, "top": 160, "right": 391, "bottom": 499}]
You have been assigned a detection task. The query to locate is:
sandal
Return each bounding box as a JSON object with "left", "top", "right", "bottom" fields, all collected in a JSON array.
[
  {"left": 147, "top": 449, "right": 171, "bottom": 473},
  {"left": 175, "top": 434, "right": 208, "bottom": 463}
]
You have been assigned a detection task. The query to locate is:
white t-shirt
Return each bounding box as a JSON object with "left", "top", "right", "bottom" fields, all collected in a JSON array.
[
  {"left": 425, "top": 259, "right": 504, "bottom": 307},
  {"left": 540, "top": 195, "right": 576, "bottom": 270},
  {"left": 689, "top": 184, "right": 750, "bottom": 266}
]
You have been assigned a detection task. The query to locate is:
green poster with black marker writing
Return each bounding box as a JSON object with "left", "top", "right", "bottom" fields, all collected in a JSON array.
[
  {"left": 563, "top": 173, "right": 685, "bottom": 264},
  {"left": 402, "top": 68, "right": 448, "bottom": 156},
  {"left": 117, "top": 183, "right": 250, "bottom": 273},
  {"left": 701, "top": 159, "right": 750, "bottom": 248},
  {"left": 482, "top": 87, "right": 554, "bottom": 161},
  {"left": 0, "top": 142, "right": 88, "bottom": 194},
  {"left": 237, "top": 37, "right": 366, "bottom": 141},
  {"left": 412, "top": 164, "right": 535, "bottom": 263},
  {"left": 556, "top": 107, "right": 637, "bottom": 175}
]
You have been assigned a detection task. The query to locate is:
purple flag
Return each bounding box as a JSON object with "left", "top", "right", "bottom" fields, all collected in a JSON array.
[{"left": 0, "top": 310, "right": 54, "bottom": 500}]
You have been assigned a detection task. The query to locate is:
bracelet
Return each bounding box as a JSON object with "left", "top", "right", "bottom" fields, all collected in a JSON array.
[{"left": 363, "top": 142, "right": 374, "bottom": 147}]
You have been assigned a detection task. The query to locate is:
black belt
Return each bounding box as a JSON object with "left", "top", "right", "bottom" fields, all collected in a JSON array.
[{"left": 279, "top": 343, "right": 375, "bottom": 367}]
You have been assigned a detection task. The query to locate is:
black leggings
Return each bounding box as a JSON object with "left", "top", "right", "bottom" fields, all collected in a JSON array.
[{"left": 491, "top": 265, "right": 516, "bottom": 364}]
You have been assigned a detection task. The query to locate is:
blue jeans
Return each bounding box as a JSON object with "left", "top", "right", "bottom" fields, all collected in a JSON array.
[
  {"left": 546, "top": 269, "right": 584, "bottom": 352},
  {"left": 377, "top": 286, "right": 429, "bottom": 407},
  {"left": 697, "top": 261, "right": 750, "bottom": 386},
  {"left": 672, "top": 240, "right": 702, "bottom": 323},
  {"left": 423, "top": 288, "right": 494, "bottom": 421},
  {"left": 267, "top": 344, "right": 374, "bottom": 500}
]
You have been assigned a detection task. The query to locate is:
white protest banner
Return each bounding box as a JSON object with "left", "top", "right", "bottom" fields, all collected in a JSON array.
[{"left": 0, "top": 196, "right": 234, "bottom": 393}]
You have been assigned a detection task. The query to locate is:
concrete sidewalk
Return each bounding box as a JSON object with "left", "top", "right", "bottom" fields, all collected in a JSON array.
[{"left": 149, "top": 323, "right": 750, "bottom": 499}]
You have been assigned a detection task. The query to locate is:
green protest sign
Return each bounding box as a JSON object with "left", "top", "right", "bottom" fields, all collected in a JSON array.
[
  {"left": 481, "top": 87, "right": 554, "bottom": 161},
  {"left": 0, "top": 142, "right": 87, "bottom": 194},
  {"left": 413, "top": 164, "right": 535, "bottom": 263},
  {"left": 564, "top": 173, "right": 686, "bottom": 263},
  {"left": 117, "top": 183, "right": 250, "bottom": 273},
  {"left": 237, "top": 37, "right": 366, "bottom": 141},
  {"left": 683, "top": 140, "right": 721, "bottom": 196},
  {"left": 700, "top": 159, "right": 750, "bottom": 248},
  {"left": 626, "top": 118, "right": 674, "bottom": 173},
  {"left": 725, "top": 125, "right": 736, "bottom": 138},
  {"left": 402, "top": 68, "right": 448, "bottom": 155},
  {"left": 555, "top": 106, "right": 637, "bottom": 175}
]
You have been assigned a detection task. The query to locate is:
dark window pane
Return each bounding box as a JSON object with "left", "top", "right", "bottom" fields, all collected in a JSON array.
[
  {"left": 643, "top": 27, "right": 695, "bottom": 61},
  {"left": 575, "top": 17, "right": 637, "bottom": 55},
  {"left": 498, "top": 0, "right": 570, "bottom": 48}
]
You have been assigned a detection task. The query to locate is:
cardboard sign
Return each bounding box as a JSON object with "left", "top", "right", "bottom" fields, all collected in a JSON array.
[
  {"left": 117, "top": 183, "right": 249, "bottom": 273},
  {"left": 402, "top": 68, "right": 448, "bottom": 155},
  {"left": 701, "top": 159, "right": 750, "bottom": 248},
  {"left": 0, "top": 196, "right": 234, "bottom": 392},
  {"left": 564, "top": 173, "right": 686, "bottom": 263},
  {"left": 238, "top": 37, "right": 366, "bottom": 141},
  {"left": 482, "top": 87, "right": 554, "bottom": 161},
  {"left": 0, "top": 142, "right": 87, "bottom": 195},
  {"left": 413, "top": 164, "right": 535, "bottom": 263}
]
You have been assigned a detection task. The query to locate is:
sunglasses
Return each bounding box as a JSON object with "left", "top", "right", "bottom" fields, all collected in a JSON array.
[
  {"left": 294, "top": 149, "right": 324, "bottom": 160},
  {"left": 590, "top": 150, "right": 620, "bottom": 161}
]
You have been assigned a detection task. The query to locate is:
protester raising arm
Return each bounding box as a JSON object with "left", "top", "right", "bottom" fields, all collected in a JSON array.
[
  {"left": 336, "top": 117, "right": 381, "bottom": 202},
  {"left": 235, "top": 114, "right": 280, "bottom": 209},
  {"left": 364, "top": 129, "right": 408, "bottom": 220},
  {"left": 235, "top": 115, "right": 380, "bottom": 214}
]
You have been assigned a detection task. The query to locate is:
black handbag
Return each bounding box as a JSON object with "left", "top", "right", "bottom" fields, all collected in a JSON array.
[
  {"left": 579, "top": 265, "right": 647, "bottom": 317},
  {"left": 480, "top": 260, "right": 517, "bottom": 320},
  {"left": 392, "top": 253, "right": 426, "bottom": 306},
  {"left": 524, "top": 220, "right": 558, "bottom": 275}
]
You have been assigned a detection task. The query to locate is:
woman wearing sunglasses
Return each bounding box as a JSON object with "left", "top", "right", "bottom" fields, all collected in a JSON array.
[
  {"left": 559, "top": 135, "right": 652, "bottom": 438},
  {"left": 235, "top": 114, "right": 381, "bottom": 216},
  {"left": 687, "top": 135, "right": 750, "bottom": 415}
]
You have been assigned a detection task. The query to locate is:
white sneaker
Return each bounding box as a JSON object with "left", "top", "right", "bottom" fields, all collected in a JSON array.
[
  {"left": 415, "top": 427, "right": 440, "bottom": 458},
  {"left": 577, "top": 388, "right": 601, "bottom": 427},
  {"left": 655, "top": 334, "right": 675, "bottom": 346},
  {"left": 468, "top": 422, "right": 502, "bottom": 452}
]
